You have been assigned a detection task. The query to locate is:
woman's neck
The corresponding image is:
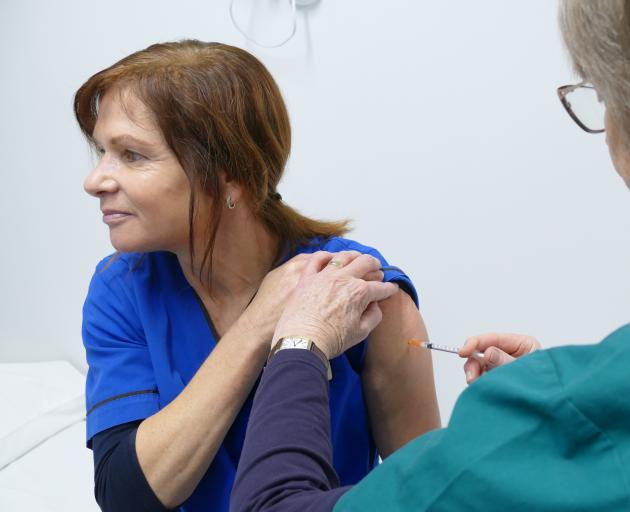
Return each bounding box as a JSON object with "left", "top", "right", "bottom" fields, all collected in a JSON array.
[{"left": 176, "top": 209, "right": 280, "bottom": 304}]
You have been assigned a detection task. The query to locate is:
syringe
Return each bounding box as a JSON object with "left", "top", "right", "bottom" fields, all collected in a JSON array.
[{"left": 407, "top": 339, "right": 484, "bottom": 360}]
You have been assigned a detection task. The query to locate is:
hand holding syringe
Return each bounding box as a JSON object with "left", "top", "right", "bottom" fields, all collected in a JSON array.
[
  {"left": 408, "top": 333, "right": 541, "bottom": 384},
  {"left": 378, "top": 267, "right": 542, "bottom": 383}
]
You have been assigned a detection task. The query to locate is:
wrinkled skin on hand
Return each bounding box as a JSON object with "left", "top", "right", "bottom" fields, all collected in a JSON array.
[{"left": 272, "top": 251, "right": 399, "bottom": 359}]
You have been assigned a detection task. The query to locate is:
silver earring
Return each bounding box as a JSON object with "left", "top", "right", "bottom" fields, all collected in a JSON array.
[{"left": 227, "top": 195, "right": 236, "bottom": 209}]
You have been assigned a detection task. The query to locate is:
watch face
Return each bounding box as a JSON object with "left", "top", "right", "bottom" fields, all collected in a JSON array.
[{"left": 281, "top": 338, "right": 310, "bottom": 350}]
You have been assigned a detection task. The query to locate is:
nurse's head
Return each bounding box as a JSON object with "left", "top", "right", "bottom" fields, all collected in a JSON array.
[
  {"left": 75, "top": 40, "right": 347, "bottom": 279},
  {"left": 559, "top": 0, "right": 630, "bottom": 188}
]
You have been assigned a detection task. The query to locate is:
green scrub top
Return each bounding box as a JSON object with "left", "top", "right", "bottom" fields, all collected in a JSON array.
[{"left": 335, "top": 324, "right": 630, "bottom": 511}]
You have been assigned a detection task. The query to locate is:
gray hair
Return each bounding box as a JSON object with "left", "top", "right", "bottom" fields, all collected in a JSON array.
[{"left": 559, "top": 0, "right": 630, "bottom": 140}]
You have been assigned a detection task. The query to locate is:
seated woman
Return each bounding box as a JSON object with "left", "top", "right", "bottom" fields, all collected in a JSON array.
[{"left": 75, "top": 40, "right": 440, "bottom": 512}]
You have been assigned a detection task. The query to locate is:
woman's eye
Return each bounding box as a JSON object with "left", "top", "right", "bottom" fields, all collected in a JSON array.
[{"left": 123, "top": 150, "right": 145, "bottom": 163}]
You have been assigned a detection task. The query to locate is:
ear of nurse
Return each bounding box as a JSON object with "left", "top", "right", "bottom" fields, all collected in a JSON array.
[{"left": 604, "top": 108, "right": 630, "bottom": 189}]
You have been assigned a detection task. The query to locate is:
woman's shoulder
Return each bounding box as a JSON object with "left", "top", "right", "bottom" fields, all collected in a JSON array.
[
  {"left": 85, "top": 252, "right": 180, "bottom": 318},
  {"left": 304, "top": 237, "right": 419, "bottom": 305},
  {"left": 306, "top": 236, "right": 384, "bottom": 259},
  {"left": 90, "top": 251, "right": 175, "bottom": 289},
  {"left": 92, "top": 252, "right": 142, "bottom": 285},
  {"left": 308, "top": 236, "right": 397, "bottom": 272}
]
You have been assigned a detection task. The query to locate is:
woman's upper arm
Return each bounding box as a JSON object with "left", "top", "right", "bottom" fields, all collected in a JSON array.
[{"left": 362, "top": 289, "right": 441, "bottom": 458}]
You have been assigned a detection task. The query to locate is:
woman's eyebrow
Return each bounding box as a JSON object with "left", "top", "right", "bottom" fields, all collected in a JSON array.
[
  {"left": 109, "top": 134, "right": 155, "bottom": 149},
  {"left": 93, "top": 134, "right": 155, "bottom": 150}
]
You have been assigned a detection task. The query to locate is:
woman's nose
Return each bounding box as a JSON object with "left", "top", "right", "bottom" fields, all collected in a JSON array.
[{"left": 84, "top": 157, "right": 119, "bottom": 197}]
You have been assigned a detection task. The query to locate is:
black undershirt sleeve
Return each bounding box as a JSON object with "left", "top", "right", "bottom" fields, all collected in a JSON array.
[{"left": 92, "top": 420, "right": 171, "bottom": 512}]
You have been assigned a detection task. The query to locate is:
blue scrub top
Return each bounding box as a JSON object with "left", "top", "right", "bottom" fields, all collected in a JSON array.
[{"left": 83, "top": 237, "right": 418, "bottom": 512}]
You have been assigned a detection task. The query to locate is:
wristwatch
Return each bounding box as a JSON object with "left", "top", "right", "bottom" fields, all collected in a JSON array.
[{"left": 268, "top": 336, "right": 333, "bottom": 380}]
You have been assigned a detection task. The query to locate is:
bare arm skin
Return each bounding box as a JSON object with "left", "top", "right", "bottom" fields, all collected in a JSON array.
[
  {"left": 362, "top": 290, "right": 441, "bottom": 458},
  {"left": 135, "top": 316, "right": 268, "bottom": 508}
]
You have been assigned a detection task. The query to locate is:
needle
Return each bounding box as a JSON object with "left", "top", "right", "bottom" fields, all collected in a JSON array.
[{"left": 408, "top": 339, "right": 485, "bottom": 359}]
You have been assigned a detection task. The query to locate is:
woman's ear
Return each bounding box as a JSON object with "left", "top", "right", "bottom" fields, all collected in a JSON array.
[
  {"left": 219, "top": 172, "right": 245, "bottom": 207},
  {"left": 223, "top": 182, "right": 243, "bottom": 203}
]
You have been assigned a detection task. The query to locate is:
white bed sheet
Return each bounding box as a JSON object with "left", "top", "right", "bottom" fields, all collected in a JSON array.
[
  {"left": 0, "top": 361, "right": 99, "bottom": 511},
  {"left": 0, "top": 420, "right": 99, "bottom": 512},
  {"left": 0, "top": 361, "right": 85, "bottom": 470}
]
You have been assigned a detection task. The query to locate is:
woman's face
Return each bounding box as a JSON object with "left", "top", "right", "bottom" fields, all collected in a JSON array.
[
  {"left": 604, "top": 109, "right": 630, "bottom": 189},
  {"left": 84, "top": 88, "right": 193, "bottom": 253}
]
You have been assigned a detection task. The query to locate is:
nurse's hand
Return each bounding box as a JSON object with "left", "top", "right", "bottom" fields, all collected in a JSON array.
[
  {"left": 459, "top": 333, "right": 541, "bottom": 384},
  {"left": 272, "top": 251, "right": 399, "bottom": 359},
  {"left": 242, "top": 250, "right": 378, "bottom": 345}
]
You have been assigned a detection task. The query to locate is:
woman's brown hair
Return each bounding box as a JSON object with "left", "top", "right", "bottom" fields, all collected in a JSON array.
[{"left": 74, "top": 40, "right": 349, "bottom": 284}]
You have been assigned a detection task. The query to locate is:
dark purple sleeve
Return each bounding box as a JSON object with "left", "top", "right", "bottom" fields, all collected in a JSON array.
[{"left": 230, "top": 349, "right": 352, "bottom": 512}]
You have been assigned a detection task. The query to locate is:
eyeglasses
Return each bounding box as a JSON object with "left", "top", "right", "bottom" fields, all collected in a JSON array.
[{"left": 557, "top": 82, "right": 605, "bottom": 133}]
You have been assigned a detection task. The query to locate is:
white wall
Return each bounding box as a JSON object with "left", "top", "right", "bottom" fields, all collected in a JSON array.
[{"left": 2, "top": 0, "right": 629, "bottom": 422}]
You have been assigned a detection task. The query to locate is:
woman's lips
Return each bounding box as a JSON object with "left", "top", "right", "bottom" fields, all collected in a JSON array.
[{"left": 102, "top": 210, "right": 132, "bottom": 225}]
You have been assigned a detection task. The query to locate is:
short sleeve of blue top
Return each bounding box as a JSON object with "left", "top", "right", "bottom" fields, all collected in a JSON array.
[{"left": 82, "top": 236, "right": 419, "bottom": 512}]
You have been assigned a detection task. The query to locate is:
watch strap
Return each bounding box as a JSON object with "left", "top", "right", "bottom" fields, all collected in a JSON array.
[{"left": 269, "top": 336, "right": 333, "bottom": 380}]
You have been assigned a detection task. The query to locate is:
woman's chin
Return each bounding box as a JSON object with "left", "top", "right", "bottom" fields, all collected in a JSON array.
[{"left": 110, "top": 236, "right": 148, "bottom": 254}]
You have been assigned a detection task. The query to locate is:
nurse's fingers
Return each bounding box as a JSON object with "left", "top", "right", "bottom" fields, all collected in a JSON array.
[
  {"left": 339, "top": 254, "right": 382, "bottom": 280},
  {"left": 363, "top": 281, "right": 399, "bottom": 308},
  {"left": 464, "top": 357, "right": 483, "bottom": 384},
  {"left": 363, "top": 270, "right": 385, "bottom": 282},
  {"left": 464, "top": 346, "right": 516, "bottom": 384},
  {"left": 321, "top": 251, "right": 364, "bottom": 273},
  {"left": 357, "top": 302, "right": 384, "bottom": 343},
  {"left": 483, "top": 347, "right": 516, "bottom": 370},
  {"left": 302, "top": 251, "right": 334, "bottom": 276},
  {"left": 460, "top": 332, "right": 539, "bottom": 359},
  {"left": 464, "top": 358, "right": 482, "bottom": 384}
]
